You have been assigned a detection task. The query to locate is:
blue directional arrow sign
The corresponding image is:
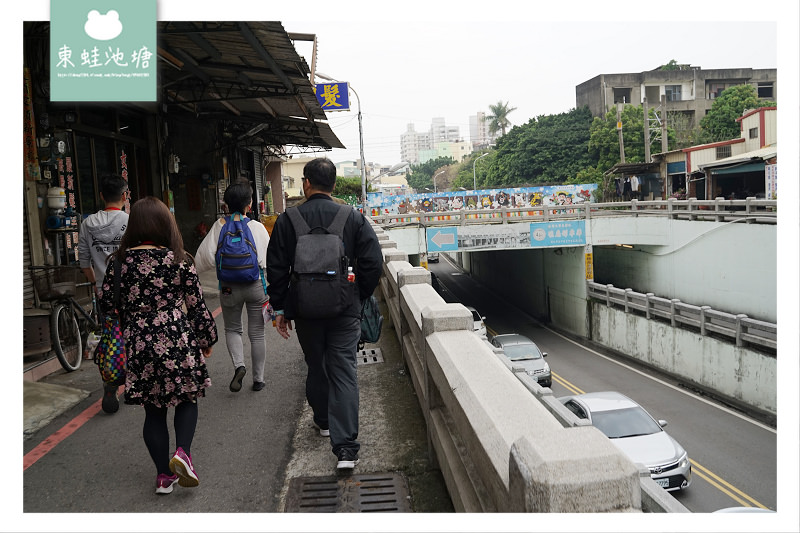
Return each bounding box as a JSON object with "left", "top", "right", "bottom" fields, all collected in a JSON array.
[{"left": 427, "top": 227, "right": 459, "bottom": 252}]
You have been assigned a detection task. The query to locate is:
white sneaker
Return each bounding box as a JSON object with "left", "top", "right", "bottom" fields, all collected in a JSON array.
[{"left": 313, "top": 422, "right": 330, "bottom": 437}]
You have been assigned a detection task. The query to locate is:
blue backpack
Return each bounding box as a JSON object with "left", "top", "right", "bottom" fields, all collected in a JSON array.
[{"left": 215, "top": 213, "right": 261, "bottom": 283}]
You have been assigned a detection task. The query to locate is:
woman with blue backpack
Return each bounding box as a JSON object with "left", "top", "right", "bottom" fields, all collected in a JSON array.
[{"left": 195, "top": 179, "right": 271, "bottom": 392}]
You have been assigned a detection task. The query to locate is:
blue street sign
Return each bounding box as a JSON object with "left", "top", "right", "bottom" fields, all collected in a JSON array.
[
  {"left": 427, "top": 227, "right": 459, "bottom": 252},
  {"left": 529, "top": 221, "right": 586, "bottom": 247},
  {"left": 314, "top": 82, "right": 350, "bottom": 111}
]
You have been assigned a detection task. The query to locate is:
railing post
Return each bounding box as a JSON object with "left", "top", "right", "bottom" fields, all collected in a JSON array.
[
  {"left": 714, "top": 196, "right": 724, "bottom": 222},
  {"left": 667, "top": 197, "right": 675, "bottom": 219},
  {"left": 646, "top": 293, "right": 654, "bottom": 319},
  {"left": 670, "top": 299, "right": 680, "bottom": 327},
  {"left": 745, "top": 197, "right": 754, "bottom": 222},
  {"left": 501, "top": 207, "right": 508, "bottom": 224},
  {"left": 630, "top": 198, "right": 638, "bottom": 217},
  {"left": 687, "top": 198, "right": 696, "bottom": 220},
  {"left": 606, "top": 284, "right": 613, "bottom": 307},
  {"left": 699, "top": 305, "right": 711, "bottom": 335},
  {"left": 735, "top": 314, "right": 748, "bottom": 347},
  {"left": 624, "top": 288, "right": 632, "bottom": 313}
]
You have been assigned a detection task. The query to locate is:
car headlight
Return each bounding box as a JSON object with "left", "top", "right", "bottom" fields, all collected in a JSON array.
[
  {"left": 678, "top": 452, "right": 689, "bottom": 469},
  {"left": 543, "top": 363, "right": 550, "bottom": 372}
]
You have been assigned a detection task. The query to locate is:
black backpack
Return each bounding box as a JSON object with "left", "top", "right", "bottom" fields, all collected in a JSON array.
[{"left": 286, "top": 204, "right": 357, "bottom": 319}]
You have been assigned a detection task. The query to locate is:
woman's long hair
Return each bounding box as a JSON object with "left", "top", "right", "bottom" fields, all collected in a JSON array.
[{"left": 113, "top": 196, "right": 190, "bottom": 264}]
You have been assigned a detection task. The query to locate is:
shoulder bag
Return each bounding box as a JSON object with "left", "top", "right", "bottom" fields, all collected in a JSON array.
[{"left": 93, "top": 255, "right": 126, "bottom": 385}]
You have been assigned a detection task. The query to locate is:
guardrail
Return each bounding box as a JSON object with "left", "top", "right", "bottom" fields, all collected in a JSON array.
[
  {"left": 586, "top": 281, "right": 777, "bottom": 352},
  {"left": 370, "top": 197, "right": 776, "bottom": 228},
  {"left": 374, "top": 224, "right": 688, "bottom": 513}
]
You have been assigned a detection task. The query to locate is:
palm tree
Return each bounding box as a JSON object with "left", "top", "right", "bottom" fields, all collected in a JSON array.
[{"left": 487, "top": 100, "right": 517, "bottom": 137}]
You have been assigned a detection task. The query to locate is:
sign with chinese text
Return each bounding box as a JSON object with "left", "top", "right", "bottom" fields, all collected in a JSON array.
[
  {"left": 765, "top": 164, "right": 777, "bottom": 200},
  {"left": 314, "top": 83, "right": 350, "bottom": 111},
  {"left": 529, "top": 220, "right": 586, "bottom": 248},
  {"left": 51, "top": 0, "right": 156, "bottom": 101}
]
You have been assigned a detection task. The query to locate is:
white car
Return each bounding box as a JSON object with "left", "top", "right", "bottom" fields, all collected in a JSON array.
[
  {"left": 558, "top": 391, "right": 691, "bottom": 491},
  {"left": 465, "top": 306, "right": 486, "bottom": 338}
]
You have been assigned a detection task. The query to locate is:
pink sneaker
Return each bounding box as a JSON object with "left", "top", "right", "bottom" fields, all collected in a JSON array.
[
  {"left": 155, "top": 473, "right": 179, "bottom": 494},
  {"left": 169, "top": 447, "right": 199, "bottom": 487}
]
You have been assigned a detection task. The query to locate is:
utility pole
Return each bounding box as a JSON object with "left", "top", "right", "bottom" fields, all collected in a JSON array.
[
  {"left": 661, "top": 94, "right": 668, "bottom": 153},
  {"left": 643, "top": 97, "right": 651, "bottom": 163},
  {"left": 616, "top": 103, "right": 625, "bottom": 163}
]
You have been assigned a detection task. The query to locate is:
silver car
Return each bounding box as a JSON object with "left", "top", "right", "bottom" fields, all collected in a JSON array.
[
  {"left": 558, "top": 391, "right": 691, "bottom": 491},
  {"left": 465, "top": 306, "right": 487, "bottom": 339},
  {"left": 490, "top": 333, "right": 551, "bottom": 388}
]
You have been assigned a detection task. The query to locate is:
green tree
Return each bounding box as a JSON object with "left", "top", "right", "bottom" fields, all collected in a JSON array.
[
  {"left": 333, "top": 176, "right": 365, "bottom": 197},
  {"left": 699, "top": 84, "right": 776, "bottom": 142},
  {"left": 487, "top": 100, "right": 517, "bottom": 137},
  {"left": 406, "top": 156, "right": 456, "bottom": 191}
]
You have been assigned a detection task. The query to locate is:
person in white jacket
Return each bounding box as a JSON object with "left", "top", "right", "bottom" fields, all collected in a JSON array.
[
  {"left": 78, "top": 173, "right": 129, "bottom": 414},
  {"left": 195, "top": 180, "right": 270, "bottom": 392}
]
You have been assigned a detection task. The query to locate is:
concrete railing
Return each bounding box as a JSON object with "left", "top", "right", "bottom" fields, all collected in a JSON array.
[
  {"left": 587, "top": 281, "right": 777, "bottom": 352},
  {"left": 370, "top": 197, "right": 776, "bottom": 228},
  {"left": 372, "top": 222, "right": 689, "bottom": 513}
]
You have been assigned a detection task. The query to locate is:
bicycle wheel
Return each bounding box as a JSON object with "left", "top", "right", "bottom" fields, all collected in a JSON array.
[{"left": 51, "top": 303, "right": 83, "bottom": 371}]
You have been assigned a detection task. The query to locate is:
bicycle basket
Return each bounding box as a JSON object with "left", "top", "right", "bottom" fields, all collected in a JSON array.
[{"left": 31, "top": 266, "right": 79, "bottom": 301}]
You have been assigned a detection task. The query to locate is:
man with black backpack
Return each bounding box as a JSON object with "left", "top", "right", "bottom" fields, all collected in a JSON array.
[{"left": 267, "top": 158, "right": 383, "bottom": 470}]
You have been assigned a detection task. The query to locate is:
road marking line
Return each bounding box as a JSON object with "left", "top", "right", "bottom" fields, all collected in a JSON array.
[
  {"left": 543, "top": 326, "right": 776, "bottom": 434},
  {"left": 552, "top": 372, "right": 584, "bottom": 395},
  {"left": 24, "top": 305, "right": 224, "bottom": 471},
  {"left": 691, "top": 459, "right": 769, "bottom": 509}
]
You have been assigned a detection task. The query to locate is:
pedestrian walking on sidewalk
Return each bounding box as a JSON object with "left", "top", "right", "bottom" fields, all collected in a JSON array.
[
  {"left": 99, "top": 196, "right": 217, "bottom": 495},
  {"left": 195, "top": 179, "right": 271, "bottom": 392},
  {"left": 267, "top": 158, "right": 383, "bottom": 470},
  {"left": 77, "top": 173, "right": 129, "bottom": 414}
]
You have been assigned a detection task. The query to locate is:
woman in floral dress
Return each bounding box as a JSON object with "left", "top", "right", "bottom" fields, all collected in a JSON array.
[{"left": 100, "top": 196, "right": 218, "bottom": 495}]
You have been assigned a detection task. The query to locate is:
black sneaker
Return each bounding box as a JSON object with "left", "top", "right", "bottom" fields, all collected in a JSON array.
[
  {"left": 230, "top": 366, "right": 246, "bottom": 392},
  {"left": 252, "top": 381, "right": 265, "bottom": 392},
  {"left": 336, "top": 448, "right": 359, "bottom": 469},
  {"left": 101, "top": 383, "right": 119, "bottom": 414}
]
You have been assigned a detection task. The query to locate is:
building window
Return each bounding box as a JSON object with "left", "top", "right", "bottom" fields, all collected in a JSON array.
[
  {"left": 716, "top": 145, "right": 732, "bottom": 159},
  {"left": 707, "top": 83, "right": 727, "bottom": 99},
  {"left": 665, "top": 85, "right": 682, "bottom": 102},
  {"left": 757, "top": 82, "right": 773, "bottom": 99},
  {"left": 749, "top": 127, "right": 759, "bottom": 139},
  {"left": 613, "top": 87, "right": 631, "bottom": 104}
]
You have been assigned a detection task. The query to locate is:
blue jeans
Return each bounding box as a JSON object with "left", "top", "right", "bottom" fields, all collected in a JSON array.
[
  {"left": 220, "top": 281, "right": 268, "bottom": 383},
  {"left": 295, "top": 316, "right": 361, "bottom": 455}
]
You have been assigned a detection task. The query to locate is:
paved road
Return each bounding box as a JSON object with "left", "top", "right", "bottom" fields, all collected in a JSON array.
[
  {"left": 22, "top": 267, "right": 452, "bottom": 525},
  {"left": 431, "top": 258, "right": 777, "bottom": 513}
]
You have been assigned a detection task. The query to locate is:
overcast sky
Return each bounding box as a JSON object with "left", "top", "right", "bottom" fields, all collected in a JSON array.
[{"left": 284, "top": 18, "right": 781, "bottom": 166}]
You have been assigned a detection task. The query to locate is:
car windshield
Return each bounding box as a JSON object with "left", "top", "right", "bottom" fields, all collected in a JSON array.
[
  {"left": 503, "top": 343, "right": 542, "bottom": 361},
  {"left": 471, "top": 310, "right": 482, "bottom": 322},
  {"left": 591, "top": 406, "right": 662, "bottom": 439}
]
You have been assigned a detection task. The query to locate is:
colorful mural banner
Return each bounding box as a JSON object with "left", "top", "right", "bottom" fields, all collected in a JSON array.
[{"left": 367, "top": 183, "right": 598, "bottom": 216}]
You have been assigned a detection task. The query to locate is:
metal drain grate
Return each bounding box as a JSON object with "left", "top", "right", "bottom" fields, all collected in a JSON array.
[
  {"left": 357, "top": 348, "right": 383, "bottom": 365},
  {"left": 285, "top": 472, "right": 410, "bottom": 512}
]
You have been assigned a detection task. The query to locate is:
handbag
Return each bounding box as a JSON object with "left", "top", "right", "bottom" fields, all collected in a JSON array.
[
  {"left": 359, "top": 295, "right": 383, "bottom": 345},
  {"left": 93, "top": 255, "right": 126, "bottom": 385}
]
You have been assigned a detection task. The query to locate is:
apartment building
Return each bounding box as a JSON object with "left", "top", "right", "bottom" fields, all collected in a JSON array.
[
  {"left": 469, "top": 111, "right": 498, "bottom": 150},
  {"left": 575, "top": 66, "right": 777, "bottom": 129}
]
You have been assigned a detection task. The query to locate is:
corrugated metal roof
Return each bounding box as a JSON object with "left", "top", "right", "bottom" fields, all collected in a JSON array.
[
  {"left": 157, "top": 21, "right": 343, "bottom": 151},
  {"left": 698, "top": 145, "right": 777, "bottom": 170}
]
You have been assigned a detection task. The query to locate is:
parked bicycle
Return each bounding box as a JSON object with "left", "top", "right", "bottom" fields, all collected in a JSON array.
[{"left": 29, "top": 265, "right": 100, "bottom": 372}]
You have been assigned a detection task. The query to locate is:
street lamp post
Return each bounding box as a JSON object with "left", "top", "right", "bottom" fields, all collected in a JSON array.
[
  {"left": 473, "top": 152, "right": 490, "bottom": 191},
  {"left": 433, "top": 169, "right": 446, "bottom": 193},
  {"left": 316, "top": 72, "right": 367, "bottom": 214}
]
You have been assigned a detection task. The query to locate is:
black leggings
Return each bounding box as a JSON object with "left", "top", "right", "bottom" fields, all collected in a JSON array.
[{"left": 142, "top": 401, "right": 198, "bottom": 475}]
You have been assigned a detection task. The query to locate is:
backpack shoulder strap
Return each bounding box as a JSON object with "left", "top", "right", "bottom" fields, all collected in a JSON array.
[
  {"left": 326, "top": 204, "right": 352, "bottom": 238},
  {"left": 285, "top": 207, "right": 311, "bottom": 239}
]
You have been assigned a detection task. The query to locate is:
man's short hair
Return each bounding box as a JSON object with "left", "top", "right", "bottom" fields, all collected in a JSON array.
[
  {"left": 303, "top": 158, "right": 337, "bottom": 193},
  {"left": 223, "top": 179, "right": 253, "bottom": 213},
  {"left": 100, "top": 174, "right": 128, "bottom": 203}
]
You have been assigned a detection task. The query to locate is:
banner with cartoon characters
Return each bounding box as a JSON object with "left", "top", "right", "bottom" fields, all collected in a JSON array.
[{"left": 368, "top": 184, "right": 597, "bottom": 217}]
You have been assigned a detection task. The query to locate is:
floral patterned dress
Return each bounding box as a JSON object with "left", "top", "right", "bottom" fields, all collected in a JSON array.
[{"left": 100, "top": 249, "right": 217, "bottom": 408}]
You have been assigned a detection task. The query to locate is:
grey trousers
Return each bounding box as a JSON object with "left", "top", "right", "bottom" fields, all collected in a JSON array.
[
  {"left": 220, "top": 280, "right": 268, "bottom": 384},
  {"left": 295, "top": 316, "right": 361, "bottom": 455}
]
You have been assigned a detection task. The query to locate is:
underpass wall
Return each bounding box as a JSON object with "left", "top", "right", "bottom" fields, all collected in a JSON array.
[{"left": 591, "top": 302, "right": 777, "bottom": 415}]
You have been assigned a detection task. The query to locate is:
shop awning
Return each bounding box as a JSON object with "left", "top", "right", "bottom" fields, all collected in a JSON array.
[
  {"left": 157, "top": 21, "right": 344, "bottom": 153},
  {"left": 710, "top": 162, "right": 766, "bottom": 175},
  {"left": 698, "top": 145, "right": 777, "bottom": 174}
]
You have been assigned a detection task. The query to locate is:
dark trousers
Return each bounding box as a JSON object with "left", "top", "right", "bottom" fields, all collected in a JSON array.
[{"left": 295, "top": 316, "right": 361, "bottom": 455}]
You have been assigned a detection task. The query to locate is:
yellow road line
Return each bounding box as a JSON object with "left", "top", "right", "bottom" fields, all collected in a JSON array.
[
  {"left": 691, "top": 460, "right": 769, "bottom": 509},
  {"left": 551, "top": 372, "right": 584, "bottom": 395}
]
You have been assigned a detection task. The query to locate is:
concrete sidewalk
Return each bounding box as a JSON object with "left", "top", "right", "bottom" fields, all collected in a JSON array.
[{"left": 23, "top": 266, "right": 453, "bottom": 513}]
